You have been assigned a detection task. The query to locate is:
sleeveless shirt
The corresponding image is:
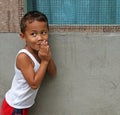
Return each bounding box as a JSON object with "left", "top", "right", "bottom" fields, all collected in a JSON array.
[{"left": 5, "top": 49, "right": 40, "bottom": 109}]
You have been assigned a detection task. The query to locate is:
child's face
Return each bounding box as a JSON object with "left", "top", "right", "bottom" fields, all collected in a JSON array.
[{"left": 21, "top": 20, "right": 49, "bottom": 51}]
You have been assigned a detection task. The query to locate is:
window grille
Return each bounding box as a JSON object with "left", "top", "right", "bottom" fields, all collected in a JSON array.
[{"left": 19, "top": 0, "right": 120, "bottom": 32}]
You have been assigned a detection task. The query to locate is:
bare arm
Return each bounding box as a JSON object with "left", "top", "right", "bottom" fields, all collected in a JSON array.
[
  {"left": 16, "top": 53, "right": 49, "bottom": 89},
  {"left": 40, "top": 40, "right": 57, "bottom": 76},
  {"left": 16, "top": 41, "right": 56, "bottom": 89},
  {"left": 47, "top": 57, "right": 56, "bottom": 76}
]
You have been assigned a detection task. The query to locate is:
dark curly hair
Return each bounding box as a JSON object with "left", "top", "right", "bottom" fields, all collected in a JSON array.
[{"left": 20, "top": 11, "right": 49, "bottom": 33}]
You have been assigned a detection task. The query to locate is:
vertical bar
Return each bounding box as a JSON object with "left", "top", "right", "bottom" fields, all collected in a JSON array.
[
  {"left": 89, "top": 0, "right": 100, "bottom": 24},
  {"left": 36, "top": 0, "right": 51, "bottom": 23},
  {"left": 108, "top": 0, "right": 116, "bottom": 24},
  {"left": 32, "top": 0, "right": 37, "bottom": 11},
  {"left": 76, "top": 0, "right": 90, "bottom": 24},
  {"left": 116, "top": 0, "right": 120, "bottom": 24},
  {"left": 24, "top": 0, "right": 28, "bottom": 13},
  {"left": 99, "top": 0, "right": 108, "bottom": 24},
  {"left": 50, "top": 1, "right": 61, "bottom": 24},
  {"left": 26, "top": 0, "right": 34, "bottom": 11}
]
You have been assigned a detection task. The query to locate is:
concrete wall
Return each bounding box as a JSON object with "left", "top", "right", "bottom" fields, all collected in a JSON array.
[{"left": 1, "top": 32, "right": 120, "bottom": 115}]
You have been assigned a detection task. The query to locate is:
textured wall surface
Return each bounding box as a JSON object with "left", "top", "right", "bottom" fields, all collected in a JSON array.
[
  {"left": 1, "top": 32, "right": 120, "bottom": 115},
  {"left": 0, "top": 0, "right": 23, "bottom": 32}
]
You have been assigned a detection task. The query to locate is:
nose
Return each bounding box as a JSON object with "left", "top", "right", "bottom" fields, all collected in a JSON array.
[
  {"left": 37, "top": 34, "right": 48, "bottom": 42},
  {"left": 37, "top": 35, "right": 42, "bottom": 41}
]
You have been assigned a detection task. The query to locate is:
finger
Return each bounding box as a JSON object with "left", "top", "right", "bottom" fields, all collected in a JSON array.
[{"left": 41, "top": 40, "right": 48, "bottom": 45}]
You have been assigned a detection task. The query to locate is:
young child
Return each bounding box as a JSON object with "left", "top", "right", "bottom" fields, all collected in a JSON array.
[{"left": 0, "top": 11, "right": 56, "bottom": 115}]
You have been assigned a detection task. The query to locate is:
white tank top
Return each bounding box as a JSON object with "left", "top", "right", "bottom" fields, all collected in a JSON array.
[{"left": 5, "top": 49, "right": 40, "bottom": 109}]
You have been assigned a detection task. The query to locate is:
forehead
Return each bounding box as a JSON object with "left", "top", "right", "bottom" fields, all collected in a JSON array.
[{"left": 25, "top": 20, "right": 48, "bottom": 30}]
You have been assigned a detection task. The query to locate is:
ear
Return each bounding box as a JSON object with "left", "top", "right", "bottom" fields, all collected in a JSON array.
[{"left": 19, "top": 32, "right": 26, "bottom": 42}]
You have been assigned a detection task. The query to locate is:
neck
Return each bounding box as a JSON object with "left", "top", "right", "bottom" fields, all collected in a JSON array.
[{"left": 24, "top": 46, "right": 41, "bottom": 63}]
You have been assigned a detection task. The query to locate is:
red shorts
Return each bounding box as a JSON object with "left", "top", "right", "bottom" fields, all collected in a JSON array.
[{"left": 0, "top": 98, "right": 28, "bottom": 115}]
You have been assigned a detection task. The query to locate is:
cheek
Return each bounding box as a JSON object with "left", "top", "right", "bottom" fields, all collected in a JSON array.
[
  {"left": 44, "top": 35, "right": 48, "bottom": 41},
  {"left": 26, "top": 38, "right": 38, "bottom": 47},
  {"left": 27, "top": 36, "right": 37, "bottom": 42}
]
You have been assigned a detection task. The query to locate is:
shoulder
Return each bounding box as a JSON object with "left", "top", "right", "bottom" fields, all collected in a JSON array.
[
  {"left": 16, "top": 52, "right": 34, "bottom": 70},
  {"left": 16, "top": 49, "right": 33, "bottom": 62},
  {"left": 17, "top": 52, "right": 31, "bottom": 62}
]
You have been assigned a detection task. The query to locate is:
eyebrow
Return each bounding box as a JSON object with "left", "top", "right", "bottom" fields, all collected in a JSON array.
[{"left": 31, "top": 29, "right": 48, "bottom": 31}]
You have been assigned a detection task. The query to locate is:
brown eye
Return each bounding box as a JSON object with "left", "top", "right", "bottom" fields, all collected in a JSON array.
[
  {"left": 31, "top": 32, "right": 37, "bottom": 37},
  {"left": 41, "top": 31, "right": 47, "bottom": 35}
]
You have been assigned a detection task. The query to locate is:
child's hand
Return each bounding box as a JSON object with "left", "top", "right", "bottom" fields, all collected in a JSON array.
[{"left": 38, "top": 40, "right": 51, "bottom": 62}]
